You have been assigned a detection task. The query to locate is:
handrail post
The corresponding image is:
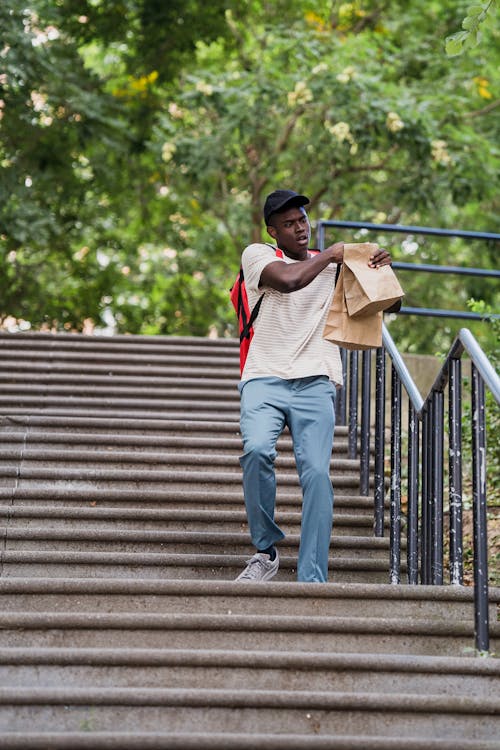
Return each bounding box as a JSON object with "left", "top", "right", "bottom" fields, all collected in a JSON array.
[
  {"left": 360, "top": 350, "right": 371, "bottom": 496},
  {"left": 374, "top": 347, "right": 386, "bottom": 537},
  {"left": 431, "top": 391, "right": 444, "bottom": 585},
  {"left": 407, "top": 403, "right": 419, "bottom": 584},
  {"left": 448, "top": 357, "right": 463, "bottom": 585},
  {"left": 421, "top": 405, "right": 432, "bottom": 585},
  {"left": 471, "top": 364, "right": 489, "bottom": 652},
  {"left": 348, "top": 351, "right": 358, "bottom": 459},
  {"left": 336, "top": 348, "right": 348, "bottom": 426},
  {"left": 390, "top": 364, "right": 402, "bottom": 584}
]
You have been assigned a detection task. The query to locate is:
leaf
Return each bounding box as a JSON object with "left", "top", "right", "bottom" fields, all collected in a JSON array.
[
  {"left": 466, "top": 4, "right": 487, "bottom": 16},
  {"left": 445, "top": 31, "right": 468, "bottom": 56},
  {"left": 462, "top": 16, "right": 480, "bottom": 30}
]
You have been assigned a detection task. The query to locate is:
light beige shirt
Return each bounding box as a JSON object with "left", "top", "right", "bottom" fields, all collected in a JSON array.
[{"left": 241, "top": 243, "right": 343, "bottom": 385}]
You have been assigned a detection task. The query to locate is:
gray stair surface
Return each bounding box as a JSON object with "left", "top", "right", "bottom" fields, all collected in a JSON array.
[{"left": 0, "top": 331, "right": 499, "bottom": 749}]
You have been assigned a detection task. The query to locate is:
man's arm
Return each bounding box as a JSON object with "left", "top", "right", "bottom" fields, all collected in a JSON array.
[{"left": 260, "top": 244, "right": 393, "bottom": 293}]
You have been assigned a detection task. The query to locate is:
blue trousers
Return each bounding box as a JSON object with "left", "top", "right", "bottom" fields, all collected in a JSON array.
[{"left": 238, "top": 376, "right": 336, "bottom": 582}]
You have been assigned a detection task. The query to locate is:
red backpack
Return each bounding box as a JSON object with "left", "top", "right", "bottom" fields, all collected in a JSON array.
[{"left": 230, "top": 247, "right": 319, "bottom": 374}]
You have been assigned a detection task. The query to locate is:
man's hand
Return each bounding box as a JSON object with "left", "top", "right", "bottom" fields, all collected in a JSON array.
[
  {"left": 368, "top": 247, "right": 392, "bottom": 268},
  {"left": 325, "top": 242, "right": 345, "bottom": 265}
]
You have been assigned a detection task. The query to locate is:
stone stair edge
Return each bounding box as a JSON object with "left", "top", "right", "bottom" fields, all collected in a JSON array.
[
  {"left": 0, "top": 408, "right": 243, "bottom": 422},
  {"left": 0, "top": 470, "right": 366, "bottom": 491},
  {"left": 0, "top": 551, "right": 399, "bottom": 573},
  {"left": 0, "top": 377, "right": 241, "bottom": 388},
  {"left": 0, "top": 415, "right": 242, "bottom": 430},
  {"left": 0, "top": 732, "right": 498, "bottom": 750},
  {"left": 2, "top": 611, "right": 489, "bottom": 636},
  {"left": 0, "top": 686, "right": 498, "bottom": 714},
  {"left": 0, "top": 415, "right": 350, "bottom": 437},
  {"left": 0, "top": 514, "right": 376, "bottom": 533},
  {"left": 0, "top": 450, "right": 362, "bottom": 469},
  {"left": 2, "top": 646, "right": 499, "bottom": 675},
  {"left": 0, "top": 505, "right": 378, "bottom": 527},
  {"left": 0, "top": 432, "right": 352, "bottom": 449},
  {"left": 0, "top": 489, "right": 374, "bottom": 507},
  {"left": 0, "top": 331, "right": 239, "bottom": 347},
  {"left": 0, "top": 527, "right": 393, "bottom": 550},
  {"left": 0, "top": 364, "right": 240, "bottom": 378},
  {"left": 2, "top": 577, "right": 497, "bottom": 604}
]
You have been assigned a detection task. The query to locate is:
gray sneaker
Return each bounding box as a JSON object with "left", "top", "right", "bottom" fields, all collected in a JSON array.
[{"left": 235, "top": 550, "right": 279, "bottom": 582}]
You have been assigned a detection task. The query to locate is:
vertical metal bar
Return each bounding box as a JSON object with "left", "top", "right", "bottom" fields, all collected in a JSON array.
[
  {"left": 348, "top": 351, "right": 359, "bottom": 459},
  {"left": 448, "top": 357, "right": 463, "bottom": 585},
  {"left": 471, "top": 364, "right": 489, "bottom": 653},
  {"left": 421, "top": 405, "right": 431, "bottom": 585},
  {"left": 374, "top": 347, "right": 386, "bottom": 537},
  {"left": 360, "top": 350, "right": 371, "bottom": 496},
  {"left": 407, "top": 403, "right": 419, "bottom": 584},
  {"left": 390, "top": 364, "right": 402, "bottom": 584},
  {"left": 316, "top": 220, "right": 325, "bottom": 250},
  {"left": 431, "top": 391, "right": 444, "bottom": 585},
  {"left": 336, "top": 347, "right": 348, "bottom": 425}
]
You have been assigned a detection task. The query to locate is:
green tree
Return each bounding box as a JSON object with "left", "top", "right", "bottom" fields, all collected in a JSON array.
[{"left": 1, "top": 0, "right": 498, "bottom": 349}]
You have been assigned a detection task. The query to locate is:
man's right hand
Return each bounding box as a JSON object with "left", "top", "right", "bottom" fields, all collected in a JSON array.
[{"left": 325, "top": 242, "right": 344, "bottom": 265}]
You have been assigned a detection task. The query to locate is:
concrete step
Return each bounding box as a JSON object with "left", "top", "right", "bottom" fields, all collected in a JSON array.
[
  {"left": 2, "top": 331, "right": 496, "bottom": 748},
  {"left": 0, "top": 332, "right": 238, "bottom": 354},
  {"left": 0, "top": 406, "right": 243, "bottom": 421},
  {"left": 0, "top": 395, "right": 241, "bottom": 412},
  {"left": 0, "top": 609, "right": 497, "bottom": 656},
  {"left": 0, "top": 505, "right": 383, "bottom": 536},
  {"left": 0, "top": 551, "right": 397, "bottom": 584},
  {"left": 3, "top": 647, "right": 499, "bottom": 694},
  {"left": 0, "top": 432, "right": 356, "bottom": 460},
  {"left": 0, "top": 374, "right": 241, "bottom": 389},
  {"left": 0, "top": 527, "right": 395, "bottom": 561},
  {"left": 0, "top": 487, "right": 379, "bottom": 514},
  {"left": 1, "top": 579, "right": 496, "bottom": 621},
  {"left": 0, "top": 466, "right": 370, "bottom": 494},
  {"left": 0, "top": 449, "right": 367, "bottom": 474},
  {"left": 0, "top": 362, "right": 240, "bottom": 378},
  {"left": 0, "top": 414, "right": 350, "bottom": 440},
  {"left": 0, "top": 733, "right": 498, "bottom": 750},
  {"left": 0, "top": 688, "right": 498, "bottom": 739}
]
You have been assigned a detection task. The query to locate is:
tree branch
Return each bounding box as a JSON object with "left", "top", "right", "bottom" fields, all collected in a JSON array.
[{"left": 464, "top": 98, "right": 500, "bottom": 118}]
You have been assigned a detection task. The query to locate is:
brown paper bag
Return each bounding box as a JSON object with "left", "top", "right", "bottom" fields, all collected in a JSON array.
[
  {"left": 323, "top": 264, "right": 383, "bottom": 350},
  {"left": 343, "top": 243, "right": 404, "bottom": 318}
]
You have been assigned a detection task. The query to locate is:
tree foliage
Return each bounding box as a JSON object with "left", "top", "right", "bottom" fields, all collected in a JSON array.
[{"left": 0, "top": 0, "right": 498, "bottom": 352}]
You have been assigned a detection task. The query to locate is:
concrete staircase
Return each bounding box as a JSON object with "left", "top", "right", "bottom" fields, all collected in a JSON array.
[{"left": 0, "top": 331, "right": 498, "bottom": 749}]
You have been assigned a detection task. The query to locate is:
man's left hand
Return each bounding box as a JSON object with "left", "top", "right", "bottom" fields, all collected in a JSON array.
[{"left": 368, "top": 248, "right": 392, "bottom": 268}]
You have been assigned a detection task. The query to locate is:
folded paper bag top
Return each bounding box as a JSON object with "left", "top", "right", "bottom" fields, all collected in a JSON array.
[{"left": 342, "top": 242, "right": 404, "bottom": 318}]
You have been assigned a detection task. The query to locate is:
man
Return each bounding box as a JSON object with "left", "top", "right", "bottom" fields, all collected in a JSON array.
[{"left": 235, "top": 189, "right": 392, "bottom": 583}]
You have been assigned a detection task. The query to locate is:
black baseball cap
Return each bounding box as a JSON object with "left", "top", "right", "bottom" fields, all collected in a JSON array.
[{"left": 263, "top": 189, "right": 310, "bottom": 225}]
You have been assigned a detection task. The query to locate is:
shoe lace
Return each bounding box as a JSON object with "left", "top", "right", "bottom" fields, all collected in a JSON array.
[{"left": 239, "top": 554, "right": 269, "bottom": 580}]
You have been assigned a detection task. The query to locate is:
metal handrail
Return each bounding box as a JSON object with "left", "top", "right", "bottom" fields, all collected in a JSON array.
[
  {"left": 319, "top": 219, "right": 499, "bottom": 651},
  {"left": 376, "top": 324, "right": 499, "bottom": 652},
  {"left": 317, "top": 219, "right": 500, "bottom": 242},
  {"left": 316, "top": 220, "right": 500, "bottom": 321}
]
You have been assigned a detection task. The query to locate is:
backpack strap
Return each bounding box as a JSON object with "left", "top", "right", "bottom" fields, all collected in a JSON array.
[{"left": 239, "top": 246, "right": 284, "bottom": 342}]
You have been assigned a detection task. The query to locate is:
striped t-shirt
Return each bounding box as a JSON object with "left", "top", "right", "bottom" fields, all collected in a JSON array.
[{"left": 240, "top": 243, "right": 343, "bottom": 386}]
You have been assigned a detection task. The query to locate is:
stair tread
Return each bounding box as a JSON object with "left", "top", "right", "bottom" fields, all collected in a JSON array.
[
  {"left": 1, "top": 685, "right": 499, "bottom": 712},
  {"left": 1, "top": 646, "right": 499, "bottom": 673},
  {"left": 0, "top": 733, "right": 498, "bottom": 750},
  {"left": 0, "top": 331, "right": 497, "bottom": 745}
]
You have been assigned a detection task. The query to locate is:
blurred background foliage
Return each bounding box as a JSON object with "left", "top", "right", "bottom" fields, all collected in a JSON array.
[{"left": 0, "top": 0, "right": 498, "bottom": 354}]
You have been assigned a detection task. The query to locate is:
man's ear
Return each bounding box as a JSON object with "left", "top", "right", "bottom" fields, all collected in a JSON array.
[{"left": 267, "top": 225, "right": 278, "bottom": 241}]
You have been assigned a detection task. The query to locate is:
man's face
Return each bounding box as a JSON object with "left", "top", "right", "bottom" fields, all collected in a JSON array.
[{"left": 267, "top": 206, "right": 311, "bottom": 256}]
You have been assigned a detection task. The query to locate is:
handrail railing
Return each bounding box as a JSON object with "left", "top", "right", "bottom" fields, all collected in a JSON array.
[
  {"left": 318, "top": 220, "right": 499, "bottom": 651},
  {"left": 316, "top": 220, "right": 500, "bottom": 321},
  {"left": 342, "top": 326, "right": 499, "bottom": 653}
]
